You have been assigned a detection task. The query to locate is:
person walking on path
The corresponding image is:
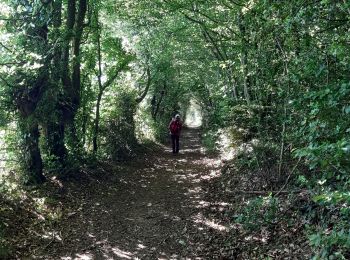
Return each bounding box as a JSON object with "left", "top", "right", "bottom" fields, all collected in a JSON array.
[{"left": 169, "top": 114, "right": 183, "bottom": 154}]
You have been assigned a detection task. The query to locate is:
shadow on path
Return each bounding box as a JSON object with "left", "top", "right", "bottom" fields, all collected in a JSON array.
[{"left": 34, "top": 128, "right": 230, "bottom": 259}]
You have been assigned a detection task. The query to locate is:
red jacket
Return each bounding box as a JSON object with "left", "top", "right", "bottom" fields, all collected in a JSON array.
[{"left": 169, "top": 119, "right": 182, "bottom": 136}]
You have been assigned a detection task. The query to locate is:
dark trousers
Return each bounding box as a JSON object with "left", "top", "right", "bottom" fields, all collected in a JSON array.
[{"left": 171, "top": 134, "right": 180, "bottom": 153}]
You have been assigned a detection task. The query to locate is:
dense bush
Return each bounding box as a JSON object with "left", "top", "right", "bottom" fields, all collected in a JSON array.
[{"left": 99, "top": 92, "right": 138, "bottom": 161}]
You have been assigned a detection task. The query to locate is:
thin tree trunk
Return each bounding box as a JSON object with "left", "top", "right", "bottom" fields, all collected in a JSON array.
[
  {"left": 61, "top": 0, "right": 75, "bottom": 91},
  {"left": 241, "top": 51, "right": 250, "bottom": 103},
  {"left": 152, "top": 84, "right": 166, "bottom": 120},
  {"left": 275, "top": 37, "right": 290, "bottom": 178},
  {"left": 227, "top": 67, "right": 238, "bottom": 100},
  {"left": 136, "top": 67, "right": 151, "bottom": 104},
  {"left": 93, "top": 15, "right": 103, "bottom": 153},
  {"left": 93, "top": 92, "right": 102, "bottom": 153},
  {"left": 92, "top": 15, "right": 130, "bottom": 153},
  {"left": 81, "top": 81, "right": 90, "bottom": 147},
  {"left": 238, "top": 12, "right": 251, "bottom": 104}
]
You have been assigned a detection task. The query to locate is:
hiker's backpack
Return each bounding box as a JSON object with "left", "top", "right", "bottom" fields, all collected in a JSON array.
[{"left": 170, "top": 120, "right": 181, "bottom": 135}]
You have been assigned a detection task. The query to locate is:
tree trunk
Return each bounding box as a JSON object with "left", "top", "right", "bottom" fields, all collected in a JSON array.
[
  {"left": 66, "top": 0, "right": 87, "bottom": 151},
  {"left": 46, "top": 122, "right": 66, "bottom": 164},
  {"left": 93, "top": 92, "right": 102, "bottom": 153},
  {"left": 15, "top": 67, "right": 48, "bottom": 186},
  {"left": 61, "top": 0, "right": 75, "bottom": 91},
  {"left": 81, "top": 91, "right": 89, "bottom": 147},
  {"left": 241, "top": 52, "right": 251, "bottom": 103},
  {"left": 46, "top": 0, "right": 67, "bottom": 163},
  {"left": 20, "top": 120, "right": 45, "bottom": 185},
  {"left": 59, "top": 0, "right": 87, "bottom": 154},
  {"left": 136, "top": 67, "right": 151, "bottom": 104},
  {"left": 71, "top": 0, "right": 87, "bottom": 113},
  {"left": 93, "top": 18, "right": 103, "bottom": 154},
  {"left": 237, "top": 12, "right": 251, "bottom": 104},
  {"left": 91, "top": 12, "right": 130, "bottom": 153},
  {"left": 152, "top": 87, "right": 166, "bottom": 120},
  {"left": 227, "top": 67, "right": 238, "bottom": 100}
]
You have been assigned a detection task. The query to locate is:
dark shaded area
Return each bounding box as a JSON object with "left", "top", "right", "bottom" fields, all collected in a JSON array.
[{"left": 7, "top": 129, "right": 229, "bottom": 259}]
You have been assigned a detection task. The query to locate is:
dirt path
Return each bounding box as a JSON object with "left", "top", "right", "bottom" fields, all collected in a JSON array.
[{"left": 30, "top": 128, "right": 229, "bottom": 259}]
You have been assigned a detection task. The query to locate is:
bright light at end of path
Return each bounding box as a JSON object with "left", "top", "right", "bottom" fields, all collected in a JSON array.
[{"left": 184, "top": 99, "right": 203, "bottom": 128}]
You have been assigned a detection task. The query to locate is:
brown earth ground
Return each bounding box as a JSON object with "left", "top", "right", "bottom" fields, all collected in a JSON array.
[
  {"left": 3, "top": 128, "right": 310, "bottom": 259},
  {"left": 12, "top": 128, "right": 231, "bottom": 259}
]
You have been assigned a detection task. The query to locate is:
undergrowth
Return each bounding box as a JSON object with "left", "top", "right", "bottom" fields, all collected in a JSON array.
[
  {"left": 0, "top": 174, "right": 64, "bottom": 259},
  {"left": 218, "top": 138, "right": 350, "bottom": 258}
]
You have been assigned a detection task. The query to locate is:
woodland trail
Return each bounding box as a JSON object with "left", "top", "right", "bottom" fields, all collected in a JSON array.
[{"left": 31, "top": 128, "right": 229, "bottom": 259}]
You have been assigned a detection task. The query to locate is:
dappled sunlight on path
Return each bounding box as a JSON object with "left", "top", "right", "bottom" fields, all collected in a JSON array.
[{"left": 33, "top": 128, "right": 231, "bottom": 259}]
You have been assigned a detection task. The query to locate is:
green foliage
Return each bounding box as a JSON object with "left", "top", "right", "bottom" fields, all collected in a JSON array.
[
  {"left": 202, "top": 130, "right": 218, "bottom": 153},
  {"left": 0, "top": 0, "right": 349, "bottom": 256},
  {"left": 235, "top": 195, "right": 279, "bottom": 231},
  {"left": 306, "top": 190, "right": 350, "bottom": 259},
  {"left": 151, "top": 119, "right": 170, "bottom": 143},
  {"left": 294, "top": 83, "right": 350, "bottom": 176},
  {"left": 309, "top": 230, "right": 350, "bottom": 260},
  {"left": 99, "top": 92, "right": 138, "bottom": 160}
]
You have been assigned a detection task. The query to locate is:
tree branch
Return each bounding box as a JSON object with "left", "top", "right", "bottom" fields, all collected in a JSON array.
[
  {"left": 0, "top": 75, "right": 13, "bottom": 88},
  {"left": 102, "top": 59, "right": 131, "bottom": 90},
  {"left": 136, "top": 67, "right": 152, "bottom": 104},
  {"left": 0, "top": 43, "right": 15, "bottom": 54}
]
